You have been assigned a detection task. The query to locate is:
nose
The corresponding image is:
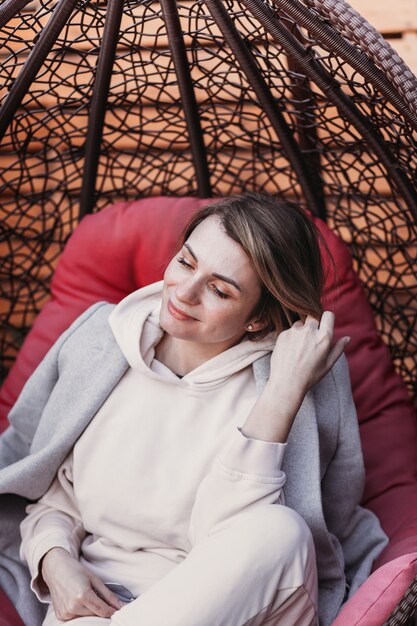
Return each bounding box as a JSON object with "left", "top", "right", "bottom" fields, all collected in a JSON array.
[{"left": 175, "top": 275, "right": 201, "bottom": 305}]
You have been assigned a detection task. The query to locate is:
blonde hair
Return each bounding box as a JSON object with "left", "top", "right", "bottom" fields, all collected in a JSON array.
[{"left": 180, "top": 191, "right": 330, "bottom": 340}]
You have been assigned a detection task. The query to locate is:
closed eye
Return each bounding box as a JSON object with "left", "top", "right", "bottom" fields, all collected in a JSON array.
[
  {"left": 176, "top": 256, "right": 193, "bottom": 269},
  {"left": 212, "top": 286, "right": 229, "bottom": 299},
  {"left": 176, "top": 257, "right": 230, "bottom": 299}
]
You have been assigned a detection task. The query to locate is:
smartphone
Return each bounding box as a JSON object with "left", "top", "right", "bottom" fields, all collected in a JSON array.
[{"left": 104, "top": 582, "right": 136, "bottom": 603}]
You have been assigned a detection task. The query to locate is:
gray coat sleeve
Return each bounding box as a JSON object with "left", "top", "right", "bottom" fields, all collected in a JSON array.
[
  {"left": 0, "top": 302, "right": 108, "bottom": 471},
  {"left": 320, "top": 354, "right": 388, "bottom": 596}
]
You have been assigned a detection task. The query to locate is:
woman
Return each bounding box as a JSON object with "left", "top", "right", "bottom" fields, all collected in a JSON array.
[{"left": 0, "top": 192, "right": 387, "bottom": 626}]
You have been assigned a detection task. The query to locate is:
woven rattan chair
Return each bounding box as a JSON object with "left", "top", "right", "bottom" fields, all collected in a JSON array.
[{"left": 0, "top": 0, "right": 416, "bottom": 624}]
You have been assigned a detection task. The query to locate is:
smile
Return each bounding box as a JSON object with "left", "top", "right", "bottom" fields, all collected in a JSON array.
[{"left": 167, "top": 299, "right": 196, "bottom": 321}]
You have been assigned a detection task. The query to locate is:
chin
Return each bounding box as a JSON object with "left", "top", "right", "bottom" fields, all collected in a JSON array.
[{"left": 159, "top": 310, "right": 195, "bottom": 341}]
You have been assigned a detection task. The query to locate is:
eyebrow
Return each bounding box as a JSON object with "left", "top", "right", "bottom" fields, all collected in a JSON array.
[{"left": 183, "top": 242, "right": 242, "bottom": 292}]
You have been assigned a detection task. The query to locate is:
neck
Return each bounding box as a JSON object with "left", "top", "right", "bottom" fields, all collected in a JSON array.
[{"left": 154, "top": 332, "right": 243, "bottom": 376}]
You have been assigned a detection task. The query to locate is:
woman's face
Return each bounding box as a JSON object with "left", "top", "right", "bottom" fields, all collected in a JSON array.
[{"left": 159, "top": 215, "right": 265, "bottom": 350}]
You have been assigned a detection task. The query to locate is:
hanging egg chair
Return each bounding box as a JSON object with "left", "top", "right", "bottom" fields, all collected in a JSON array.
[{"left": 0, "top": 0, "right": 416, "bottom": 624}]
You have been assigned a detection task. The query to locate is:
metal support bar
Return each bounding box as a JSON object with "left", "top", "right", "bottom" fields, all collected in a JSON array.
[
  {"left": 287, "top": 28, "right": 326, "bottom": 221},
  {"left": 79, "top": 0, "right": 125, "bottom": 219},
  {"left": 272, "top": 0, "right": 417, "bottom": 131},
  {"left": 0, "top": 0, "right": 79, "bottom": 143},
  {"left": 0, "top": 0, "right": 35, "bottom": 31},
  {"left": 239, "top": 0, "right": 417, "bottom": 221},
  {"left": 160, "top": 0, "right": 211, "bottom": 198},
  {"left": 204, "top": 0, "right": 325, "bottom": 217}
]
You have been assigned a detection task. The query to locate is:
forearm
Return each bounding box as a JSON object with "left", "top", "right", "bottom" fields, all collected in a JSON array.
[
  {"left": 240, "top": 380, "right": 305, "bottom": 443},
  {"left": 19, "top": 451, "right": 85, "bottom": 601},
  {"left": 188, "top": 424, "right": 287, "bottom": 546},
  {"left": 20, "top": 505, "right": 86, "bottom": 601}
]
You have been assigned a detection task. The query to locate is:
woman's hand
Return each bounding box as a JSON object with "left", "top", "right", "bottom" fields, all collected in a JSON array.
[
  {"left": 268, "top": 311, "right": 349, "bottom": 397},
  {"left": 41, "top": 547, "right": 125, "bottom": 620},
  {"left": 241, "top": 311, "right": 349, "bottom": 443}
]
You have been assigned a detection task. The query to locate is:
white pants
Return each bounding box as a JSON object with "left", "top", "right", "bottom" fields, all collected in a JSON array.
[{"left": 43, "top": 504, "right": 318, "bottom": 626}]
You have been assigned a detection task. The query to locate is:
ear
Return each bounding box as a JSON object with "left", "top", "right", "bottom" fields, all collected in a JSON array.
[{"left": 245, "top": 317, "right": 269, "bottom": 333}]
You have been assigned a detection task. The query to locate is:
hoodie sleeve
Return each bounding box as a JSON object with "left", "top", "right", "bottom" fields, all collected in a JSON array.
[
  {"left": 188, "top": 425, "right": 287, "bottom": 547},
  {"left": 19, "top": 451, "right": 86, "bottom": 603}
]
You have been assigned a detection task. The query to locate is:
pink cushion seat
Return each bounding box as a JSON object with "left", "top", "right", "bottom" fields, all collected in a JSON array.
[
  {"left": 0, "top": 196, "right": 416, "bottom": 625},
  {"left": 332, "top": 552, "right": 417, "bottom": 625}
]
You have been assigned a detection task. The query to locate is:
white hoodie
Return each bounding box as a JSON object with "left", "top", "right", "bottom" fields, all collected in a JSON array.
[{"left": 20, "top": 281, "right": 287, "bottom": 602}]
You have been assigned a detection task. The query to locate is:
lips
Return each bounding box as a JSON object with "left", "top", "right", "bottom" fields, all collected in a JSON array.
[{"left": 167, "top": 299, "right": 196, "bottom": 321}]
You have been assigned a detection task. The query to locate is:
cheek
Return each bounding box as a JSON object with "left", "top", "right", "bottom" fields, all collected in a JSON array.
[
  {"left": 163, "top": 259, "right": 179, "bottom": 283},
  {"left": 203, "top": 299, "right": 244, "bottom": 329}
]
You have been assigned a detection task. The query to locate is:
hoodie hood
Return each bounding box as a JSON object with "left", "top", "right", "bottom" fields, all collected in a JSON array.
[{"left": 108, "top": 281, "right": 277, "bottom": 387}]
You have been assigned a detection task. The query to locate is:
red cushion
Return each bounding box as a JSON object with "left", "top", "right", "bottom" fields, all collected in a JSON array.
[
  {"left": 0, "top": 588, "right": 24, "bottom": 626},
  {"left": 0, "top": 196, "right": 416, "bottom": 622}
]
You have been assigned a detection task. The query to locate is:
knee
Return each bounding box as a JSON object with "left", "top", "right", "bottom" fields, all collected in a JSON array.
[{"left": 232, "top": 504, "right": 315, "bottom": 571}]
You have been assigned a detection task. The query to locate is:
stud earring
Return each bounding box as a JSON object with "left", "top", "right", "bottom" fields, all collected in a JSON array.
[{"left": 247, "top": 324, "right": 253, "bottom": 331}]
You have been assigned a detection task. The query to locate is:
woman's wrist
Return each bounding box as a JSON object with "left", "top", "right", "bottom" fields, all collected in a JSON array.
[
  {"left": 41, "top": 547, "right": 71, "bottom": 586},
  {"left": 241, "top": 381, "right": 305, "bottom": 443},
  {"left": 265, "top": 372, "right": 308, "bottom": 399},
  {"left": 265, "top": 376, "right": 306, "bottom": 410}
]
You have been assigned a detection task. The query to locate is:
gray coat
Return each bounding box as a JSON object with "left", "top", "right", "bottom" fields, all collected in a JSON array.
[{"left": 0, "top": 302, "right": 388, "bottom": 626}]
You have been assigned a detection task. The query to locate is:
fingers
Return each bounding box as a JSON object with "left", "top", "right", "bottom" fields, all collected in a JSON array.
[
  {"left": 325, "top": 336, "right": 350, "bottom": 372},
  {"left": 300, "top": 311, "right": 350, "bottom": 379},
  {"left": 318, "top": 310, "right": 335, "bottom": 335},
  {"left": 294, "top": 312, "right": 333, "bottom": 333},
  {"left": 303, "top": 315, "right": 319, "bottom": 329},
  {"left": 292, "top": 315, "right": 319, "bottom": 329},
  {"left": 47, "top": 553, "right": 125, "bottom": 621},
  {"left": 81, "top": 573, "right": 125, "bottom": 618},
  {"left": 92, "top": 579, "right": 125, "bottom": 610},
  {"left": 287, "top": 311, "right": 350, "bottom": 387},
  {"left": 83, "top": 587, "right": 118, "bottom": 618},
  {"left": 53, "top": 581, "right": 122, "bottom": 621}
]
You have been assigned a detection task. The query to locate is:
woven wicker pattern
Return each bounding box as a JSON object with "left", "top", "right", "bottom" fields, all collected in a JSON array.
[
  {"left": 304, "top": 0, "right": 417, "bottom": 115},
  {"left": 385, "top": 575, "right": 417, "bottom": 626},
  {"left": 0, "top": 0, "right": 416, "bottom": 408}
]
